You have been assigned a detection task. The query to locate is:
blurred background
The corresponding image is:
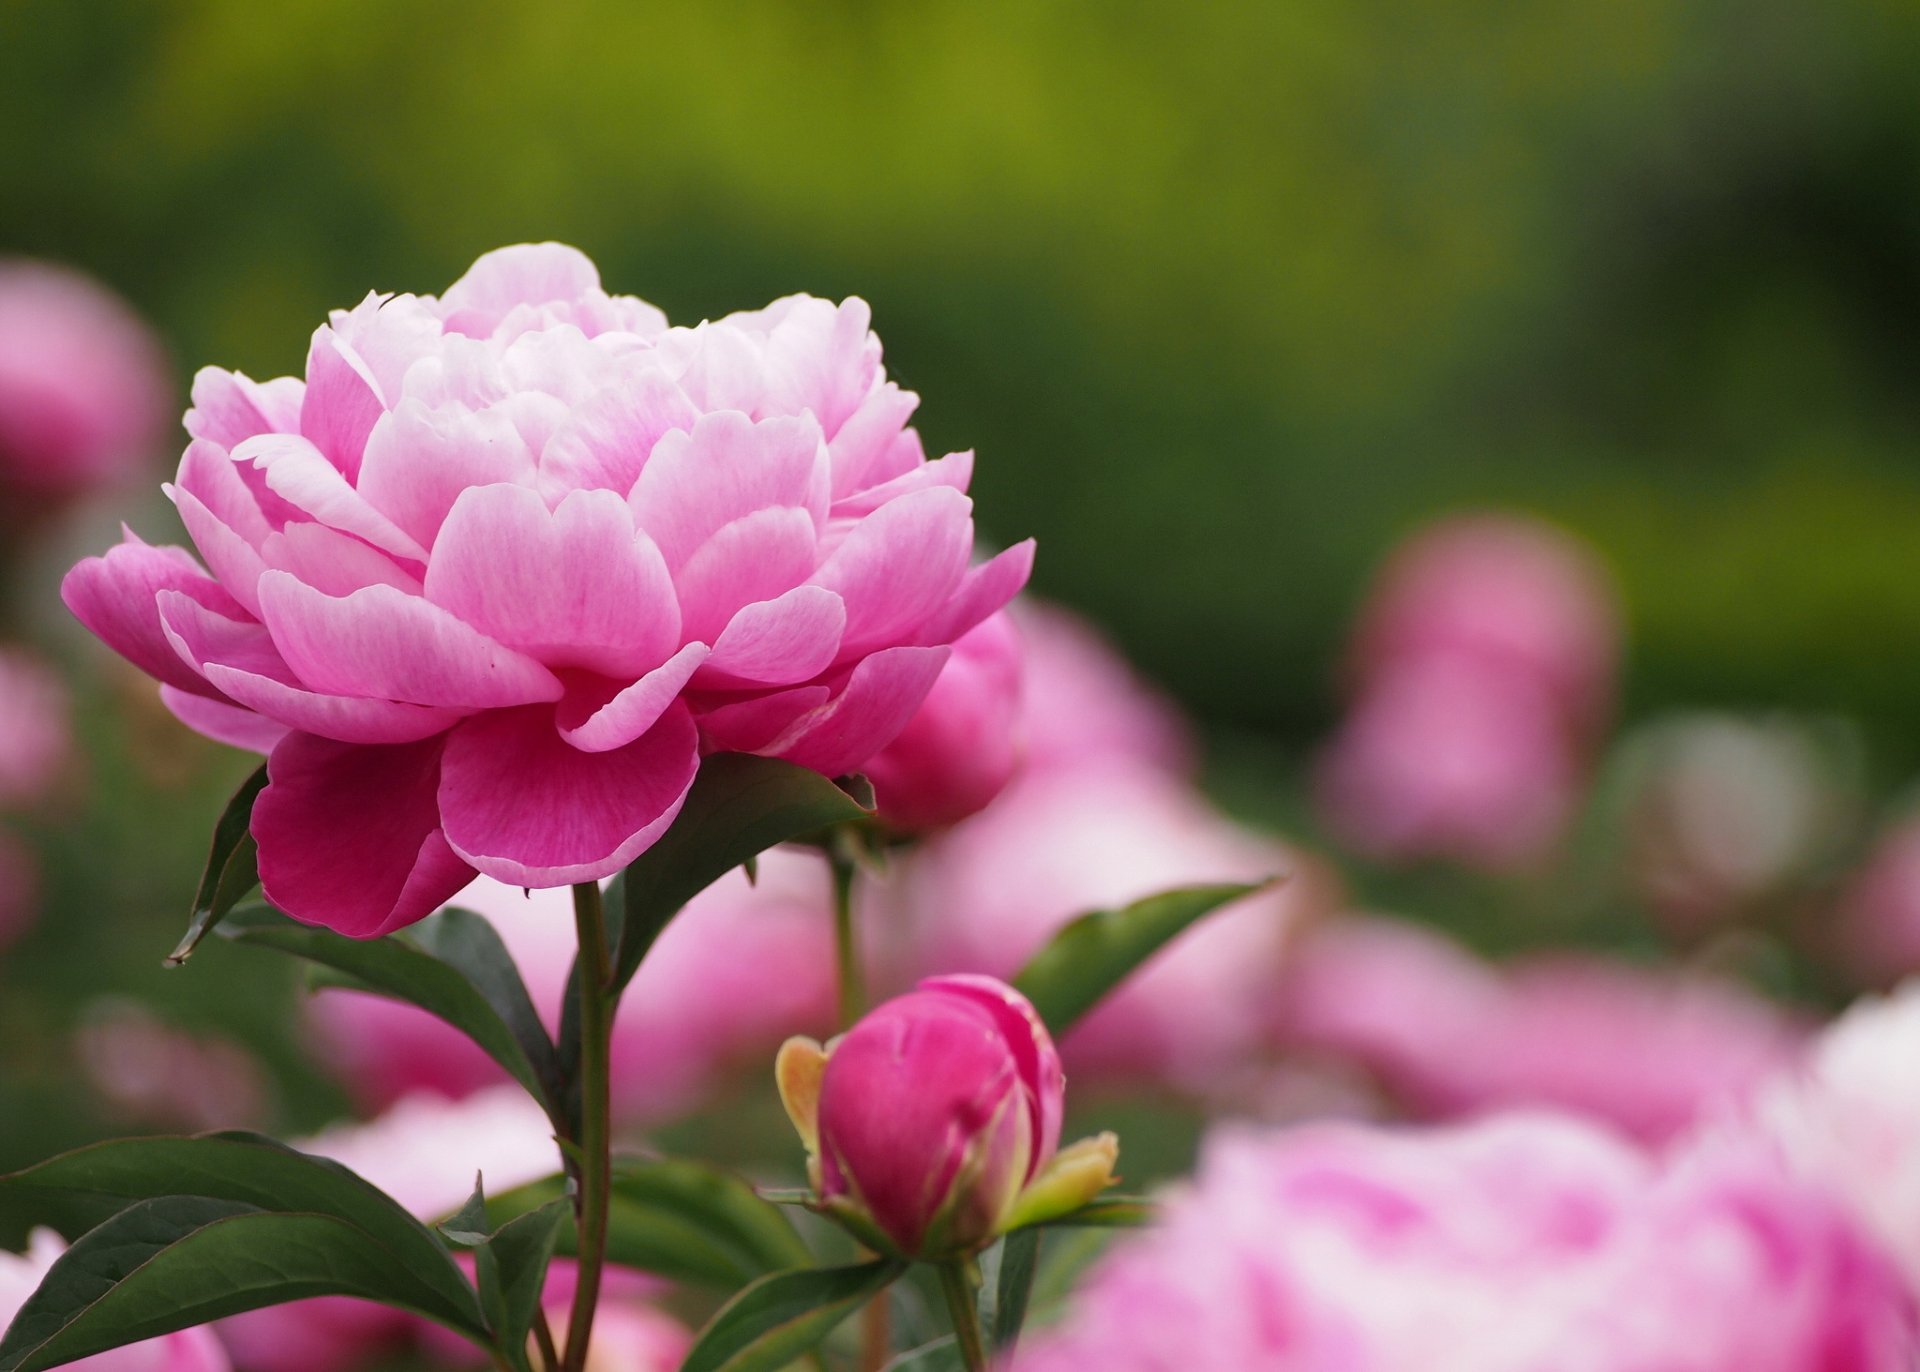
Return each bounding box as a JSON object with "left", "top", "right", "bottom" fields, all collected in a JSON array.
[{"left": 4, "top": 0, "right": 1920, "bottom": 1303}]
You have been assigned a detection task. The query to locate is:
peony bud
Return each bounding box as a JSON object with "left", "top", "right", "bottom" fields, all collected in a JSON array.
[{"left": 776, "top": 974, "right": 1115, "bottom": 1258}]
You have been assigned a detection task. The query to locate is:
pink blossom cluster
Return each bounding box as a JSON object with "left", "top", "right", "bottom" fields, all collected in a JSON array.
[
  {"left": 1013, "top": 1111, "right": 1916, "bottom": 1371},
  {"left": 1316, "top": 513, "right": 1620, "bottom": 872},
  {"left": 62, "top": 243, "right": 1029, "bottom": 937}
]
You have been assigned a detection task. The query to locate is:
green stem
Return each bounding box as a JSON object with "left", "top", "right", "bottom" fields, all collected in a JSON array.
[
  {"left": 562, "top": 882, "right": 614, "bottom": 1372},
  {"left": 937, "top": 1263, "right": 989, "bottom": 1372},
  {"left": 828, "top": 832, "right": 866, "bottom": 1027},
  {"left": 532, "top": 1309, "right": 561, "bottom": 1372}
]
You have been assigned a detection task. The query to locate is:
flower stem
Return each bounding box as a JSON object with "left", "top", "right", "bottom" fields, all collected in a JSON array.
[
  {"left": 562, "top": 881, "right": 614, "bottom": 1372},
  {"left": 937, "top": 1262, "right": 990, "bottom": 1372},
  {"left": 828, "top": 832, "right": 866, "bottom": 1027}
]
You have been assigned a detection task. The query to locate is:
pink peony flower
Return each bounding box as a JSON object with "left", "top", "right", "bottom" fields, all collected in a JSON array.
[
  {"left": 1014, "top": 600, "right": 1193, "bottom": 780},
  {"left": 862, "top": 609, "right": 1023, "bottom": 830},
  {"left": 74, "top": 1000, "right": 271, "bottom": 1132},
  {"left": 1315, "top": 652, "right": 1580, "bottom": 872},
  {"left": 1347, "top": 511, "right": 1620, "bottom": 727},
  {"left": 0, "top": 647, "right": 70, "bottom": 809},
  {"left": 61, "top": 243, "right": 1030, "bottom": 937},
  {"left": 1273, "top": 915, "right": 1806, "bottom": 1142},
  {"left": 0, "top": 260, "right": 170, "bottom": 498},
  {"left": 1, "top": 1229, "right": 229, "bottom": 1372},
  {"left": 1013, "top": 1113, "right": 1915, "bottom": 1372},
  {"left": 309, "top": 846, "right": 836, "bottom": 1122},
  {"left": 1837, "top": 817, "right": 1920, "bottom": 985},
  {"left": 898, "top": 767, "right": 1301, "bottom": 1090}
]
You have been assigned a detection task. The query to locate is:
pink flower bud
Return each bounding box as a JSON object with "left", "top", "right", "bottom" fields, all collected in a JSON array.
[
  {"left": 777, "top": 975, "right": 1112, "bottom": 1258},
  {"left": 863, "top": 610, "right": 1023, "bottom": 831}
]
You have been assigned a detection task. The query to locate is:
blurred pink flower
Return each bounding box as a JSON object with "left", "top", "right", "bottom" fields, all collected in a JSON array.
[
  {"left": 1014, "top": 599, "right": 1193, "bottom": 779},
  {"left": 310, "top": 847, "right": 835, "bottom": 1122},
  {"left": 1348, "top": 511, "right": 1620, "bottom": 726},
  {"left": 1315, "top": 654, "right": 1579, "bottom": 871},
  {"left": 1, "top": 1229, "right": 229, "bottom": 1372},
  {"left": 1833, "top": 817, "right": 1920, "bottom": 984},
  {"left": 0, "top": 829, "right": 37, "bottom": 950},
  {"left": 74, "top": 1000, "right": 271, "bottom": 1131},
  {"left": 62, "top": 242, "right": 1030, "bottom": 937},
  {"left": 1013, "top": 1113, "right": 1914, "bottom": 1372},
  {"left": 900, "top": 767, "right": 1300, "bottom": 1089},
  {"left": 0, "top": 648, "right": 70, "bottom": 809},
  {"left": 0, "top": 260, "right": 170, "bottom": 498},
  {"left": 1273, "top": 915, "right": 1805, "bottom": 1142},
  {"left": 863, "top": 610, "right": 1023, "bottom": 831}
]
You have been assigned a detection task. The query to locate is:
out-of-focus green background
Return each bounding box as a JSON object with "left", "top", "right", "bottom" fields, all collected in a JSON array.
[{"left": 7, "top": 0, "right": 1920, "bottom": 757}]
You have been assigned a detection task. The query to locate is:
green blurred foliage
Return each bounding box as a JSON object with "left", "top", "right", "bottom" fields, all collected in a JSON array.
[{"left": 4, "top": 0, "right": 1919, "bottom": 750}]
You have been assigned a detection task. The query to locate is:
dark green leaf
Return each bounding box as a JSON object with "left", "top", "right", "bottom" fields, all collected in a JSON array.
[
  {"left": 1032, "top": 1196, "right": 1157, "bottom": 1229},
  {"left": 166, "top": 764, "right": 268, "bottom": 966},
  {"left": 438, "top": 1175, "right": 490, "bottom": 1247},
  {"left": 219, "top": 905, "right": 557, "bottom": 1113},
  {"left": 0, "top": 1197, "right": 488, "bottom": 1372},
  {"left": 410, "top": 907, "right": 562, "bottom": 1102},
  {"left": 1012, "top": 881, "right": 1276, "bottom": 1034},
  {"left": 1, "top": 1132, "right": 483, "bottom": 1328},
  {"left": 984, "top": 1228, "right": 1040, "bottom": 1351},
  {"left": 680, "top": 1259, "right": 904, "bottom": 1372},
  {"left": 881, "top": 1338, "right": 961, "bottom": 1371},
  {"left": 611, "top": 755, "right": 872, "bottom": 991},
  {"left": 473, "top": 1200, "right": 569, "bottom": 1372}
]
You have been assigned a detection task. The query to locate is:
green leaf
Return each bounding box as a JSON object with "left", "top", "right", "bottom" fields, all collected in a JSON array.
[
  {"left": 1011, "top": 881, "right": 1276, "bottom": 1034},
  {"left": 0, "top": 1197, "right": 489, "bottom": 1372},
  {"left": 680, "top": 1259, "right": 905, "bottom": 1372},
  {"left": 1, "top": 1132, "right": 484, "bottom": 1332},
  {"left": 165, "top": 764, "right": 268, "bottom": 966},
  {"left": 1033, "top": 1196, "right": 1157, "bottom": 1229},
  {"left": 219, "top": 905, "right": 558, "bottom": 1114},
  {"left": 982, "top": 1228, "right": 1040, "bottom": 1352},
  {"left": 881, "top": 1339, "right": 961, "bottom": 1371},
  {"left": 410, "top": 906, "right": 563, "bottom": 1103},
  {"left": 438, "top": 1175, "right": 491, "bottom": 1248},
  {"left": 472, "top": 1200, "right": 569, "bottom": 1372},
  {"left": 611, "top": 754, "right": 872, "bottom": 991}
]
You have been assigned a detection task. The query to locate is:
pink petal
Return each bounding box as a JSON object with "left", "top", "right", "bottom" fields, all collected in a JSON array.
[
  {"left": 557, "top": 642, "right": 710, "bottom": 753},
  {"left": 424, "top": 485, "right": 681, "bottom": 678},
  {"left": 831, "top": 449, "right": 973, "bottom": 519},
  {"left": 185, "top": 367, "right": 305, "bottom": 448},
  {"left": 759, "top": 645, "right": 951, "bottom": 776},
  {"left": 914, "top": 540, "right": 1036, "bottom": 647},
  {"left": 298, "top": 325, "right": 387, "bottom": 481},
  {"left": 808, "top": 487, "right": 974, "bottom": 653},
  {"left": 61, "top": 533, "right": 244, "bottom": 698},
  {"left": 629, "top": 411, "right": 830, "bottom": 570},
  {"left": 176, "top": 438, "right": 274, "bottom": 546},
  {"left": 160, "top": 685, "right": 289, "bottom": 754},
  {"left": 167, "top": 482, "right": 269, "bottom": 618},
  {"left": 356, "top": 400, "right": 537, "bottom": 551},
  {"left": 695, "top": 585, "right": 847, "bottom": 687},
  {"left": 672, "top": 507, "right": 819, "bottom": 645},
  {"left": 255, "top": 571, "right": 563, "bottom": 709},
  {"left": 438, "top": 703, "right": 700, "bottom": 886},
  {"left": 538, "top": 368, "right": 699, "bottom": 498},
  {"left": 259, "top": 522, "right": 423, "bottom": 597},
  {"left": 919, "top": 974, "right": 1065, "bottom": 1173},
  {"left": 828, "top": 382, "right": 922, "bottom": 499},
  {"left": 238, "top": 433, "right": 429, "bottom": 564},
  {"left": 440, "top": 243, "right": 603, "bottom": 334},
  {"left": 255, "top": 733, "right": 476, "bottom": 938},
  {"left": 694, "top": 687, "right": 831, "bottom": 754}
]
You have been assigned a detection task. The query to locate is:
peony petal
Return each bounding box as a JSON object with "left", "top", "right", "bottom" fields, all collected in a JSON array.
[
  {"left": 695, "top": 585, "right": 846, "bottom": 688},
  {"left": 758, "top": 645, "right": 951, "bottom": 776},
  {"left": 438, "top": 703, "right": 700, "bottom": 886},
  {"left": 175, "top": 438, "right": 274, "bottom": 546},
  {"left": 694, "top": 687, "right": 831, "bottom": 754},
  {"left": 828, "top": 382, "right": 922, "bottom": 499},
  {"left": 672, "top": 507, "right": 819, "bottom": 646},
  {"left": 914, "top": 540, "right": 1036, "bottom": 647},
  {"left": 557, "top": 642, "right": 709, "bottom": 753},
  {"left": 425, "top": 485, "right": 681, "bottom": 678},
  {"left": 440, "top": 243, "right": 603, "bottom": 335},
  {"left": 299, "top": 324, "right": 387, "bottom": 481},
  {"left": 160, "top": 685, "right": 289, "bottom": 754},
  {"left": 629, "top": 411, "right": 830, "bottom": 570},
  {"left": 255, "top": 733, "right": 476, "bottom": 938},
  {"left": 831, "top": 448, "right": 972, "bottom": 519},
  {"left": 61, "top": 533, "right": 245, "bottom": 697},
  {"left": 239, "top": 433, "right": 430, "bottom": 564},
  {"left": 356, "top": 399, "right": 537, "bottom": 551},
  {"left": 809, "top": 486, "right": 973, "bottom": 653},
  {"left": 920, "top": 973, "right": 1066, "bottom": 1173},
  {"left": 259, "top": 522, "right": 423, "bottom": 597},
  {"left": 537, "top": 367, "right": 699, "bottom": 499},
  {"left": 167, "top": 482, "right": 269, "bottom": 618},
  {"left": 255, "top": 571, "right": 563, "bottom": 709},
  {"left": 185, "top": 367, "right": 305, "bottom": 447}
]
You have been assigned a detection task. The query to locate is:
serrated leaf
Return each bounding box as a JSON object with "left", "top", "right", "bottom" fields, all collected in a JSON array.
[
  {"left": 680, "top": 1259, "right": 905, "bottom": 1372},
  {"left": 611, "top": 754, "right": 872, "bottom": 991},
  {"left": 1011, "top": 881, "right": 1276, "bottom": 1034},
  {"left": 166, "top": 764, "right": 268, "bottom": 965},
  {"left": 0, "top": 1197, "right": 488, "bottom": 1372},
  {"left": 1, "top": 1132, "right": 483, "bottom": 1329},
  {"left": 983, "top": 1228, "right": 1040, "bottom": 1351},
  {"left": 219, "top": 905, "right": 557, "bottom": 1115},
  {"left": 473, "top": 1200, "right": 568, "bottom": 1372}
]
